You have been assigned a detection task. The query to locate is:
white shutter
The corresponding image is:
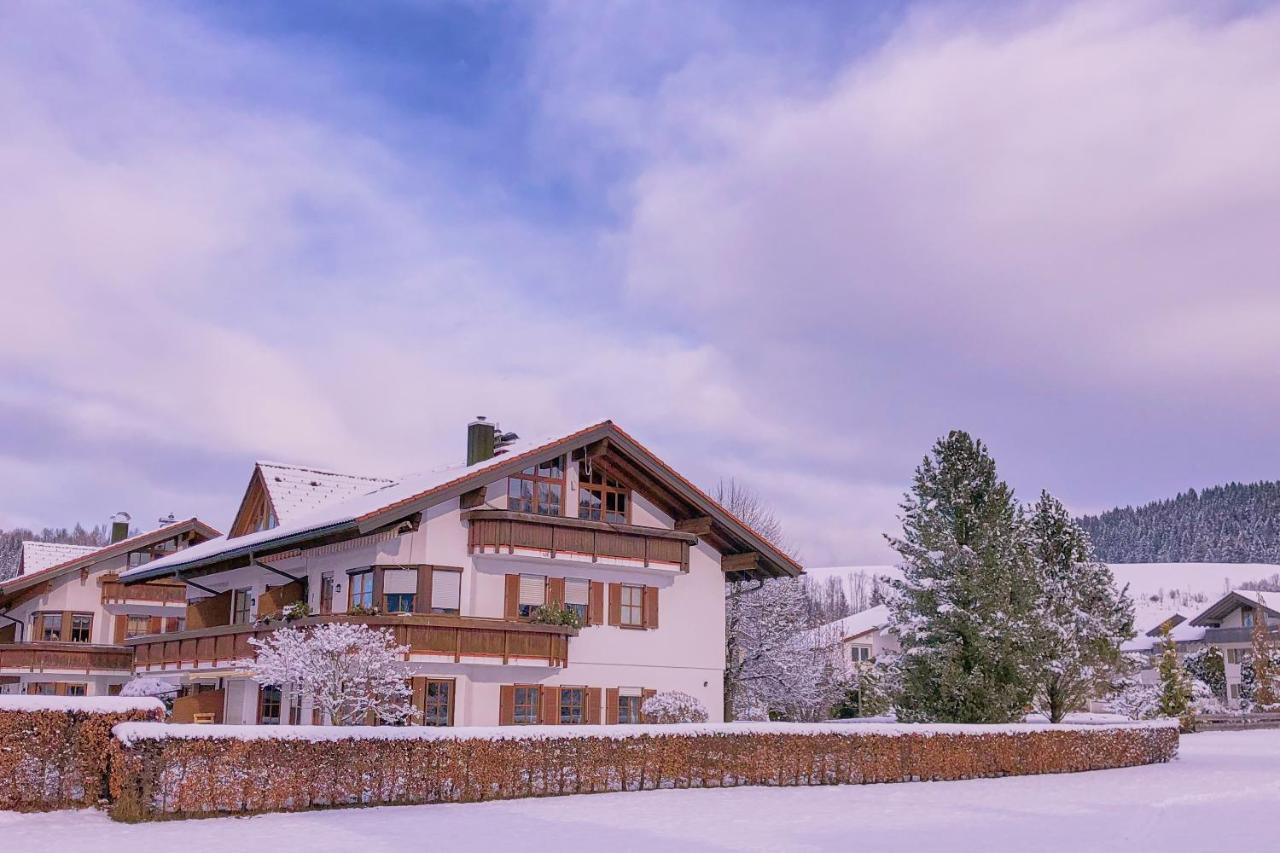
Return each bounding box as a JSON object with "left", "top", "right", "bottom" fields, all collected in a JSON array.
[
  {"left": 519, "top": 575, "right": 545, "bottom": 607},
  {"left": 382, "top": 569, "right": 418, "bottom": 595},
  {"left": 431, "top": 570, "right": 461, "bottom": 611},
  {"left": 565, "top": 578, "right": 589, "bottom": 606}
]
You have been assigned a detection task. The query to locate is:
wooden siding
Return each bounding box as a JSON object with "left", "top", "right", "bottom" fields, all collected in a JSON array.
[
  {"left": 464, "top": 509, "right": 694, "bottom": 570},
  {"left": 0, "top": 642, "right": 133, "bottom": 673},
  {"left": 99, "top": 574, "right": 187, "bottom": 605}
]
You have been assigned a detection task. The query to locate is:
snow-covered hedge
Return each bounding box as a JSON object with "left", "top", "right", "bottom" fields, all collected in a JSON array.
[
  {"left": 107, "top": 720, "right": 1178, "bottom": 821},
  {"left": 0, "top": 696, "right": 164, "bottom": 811}
]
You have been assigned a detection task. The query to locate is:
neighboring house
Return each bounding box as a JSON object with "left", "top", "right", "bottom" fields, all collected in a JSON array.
[
  {"left": 119, "top": 419, "right": 801, "bottom": 726},
  {"left": 1123, "top": 589, "right": 1280, "bottom": 707},
  {"left": 813, "top": 604, "right": 898, "bottom": 676},
  {"left": 0, "top": 518, "right": 219, "bottom": 696}
]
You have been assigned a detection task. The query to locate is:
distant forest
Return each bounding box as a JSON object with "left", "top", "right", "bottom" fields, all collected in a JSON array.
[
  {"left": 1078, "top": 481, "right": 1280, "bottom": 564},
  {"left": 0, "top": 523, "right": 111, "bottom": 581}
]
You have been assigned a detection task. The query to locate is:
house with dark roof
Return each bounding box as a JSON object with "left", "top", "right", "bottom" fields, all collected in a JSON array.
[
  {"left": 121, "top": 419, "right": 800, "bottom": 726},
  {"left": 0, "top": 518, "right": 219, "bottom": 696}
]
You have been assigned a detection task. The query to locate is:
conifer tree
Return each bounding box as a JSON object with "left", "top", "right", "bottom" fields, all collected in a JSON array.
[
  {"left": 1027, "top": 492, "right": 1135, "bottom": 722},
  {"left": 1156, "top": 627, "right": 1193, "bottom": 729},
  {"left": 886, "top": 431, "right": 1038, "bottom": 723}
]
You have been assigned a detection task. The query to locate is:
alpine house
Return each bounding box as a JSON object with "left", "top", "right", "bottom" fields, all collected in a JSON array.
[{"left": 119, "top": 420, "right": 801, "bottom": 726}]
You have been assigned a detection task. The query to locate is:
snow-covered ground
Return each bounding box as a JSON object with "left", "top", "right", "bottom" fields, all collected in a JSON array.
[{"left": 4, "top": 730, "right": 1277, "bottom": 852}]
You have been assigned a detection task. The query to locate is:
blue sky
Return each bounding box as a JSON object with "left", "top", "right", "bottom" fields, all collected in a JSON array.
[{"left": 2, "top": 1, "right": 1278, "bottom": 563}]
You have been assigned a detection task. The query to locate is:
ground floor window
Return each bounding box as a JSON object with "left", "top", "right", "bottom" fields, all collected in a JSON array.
[
  {"left": 26, "top": 683, "right": 56, "bottom": 696},
  {"left": 850, "top": 644, "right": 872, "bottom": 663},
  {"left": 288, "top": 693, "right": 304, "bottom": 725},
  {"left": 618, "top": 688, "right": 642, "bottom": 724},
  {"left": 514, "top": 685, "right": 541, "bottom": 724},
  {"left": 259, "top": 686, "right": 282, "bottom": 725},
  {"left": 559, "top": 687, "right": 585, "bottom": 725},
  {"left": 422, "top": 679, "right": 454, "bottom": 726},
  {"left": 65, "top": 683, "right": 86, "bottom": 696}
]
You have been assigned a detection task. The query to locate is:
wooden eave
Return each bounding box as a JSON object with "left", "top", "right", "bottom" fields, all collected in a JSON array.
[{"left": 227, "top": 465, "right": 278, "bottom": 539}]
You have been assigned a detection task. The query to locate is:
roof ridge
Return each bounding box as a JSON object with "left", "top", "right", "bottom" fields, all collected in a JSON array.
[{"left": 256, "top": 460, "right": 394, "bottom": 483}]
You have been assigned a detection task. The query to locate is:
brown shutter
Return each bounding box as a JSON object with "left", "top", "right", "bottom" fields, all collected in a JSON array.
[
  {"left": 371, "top": 568, "right": 385, "bottom": 611},
  {"left": 149, "top": 616, "right": 163, "bottom": 635},
  {"left": 164, "top": 617, "right": 179, "bottom": 634},
  {"left": 605, "top": 688, "right": 619, "bottom": 724},
  {"left": 31, "top": 614, "right": 43, "bottom": 641},
  {"left": 643, "top": 586, "right": 659, "bottom": 629},
  {"left": 640, "top": 688, "right": 656, "bottom": 722},
  {"left": 55, "top": 682, "right": 68, "bottom": 696},
  {"left": 415, "top": 567, "right": 433, "bottom": 614},
  {"left": 63, "top": 611, "right": 73, "bottom": 640},
  {"left": 499, "top": 684, "right": 515, "bottom": 725},
  {"left": 113, "top": 615, "right": 128, "bottom": 643},
  {"left": 607, "top": 583, "right": 622, "bottom": 626},
  {"left": 588, "top": 581, "right": 604, "bottom": 626},
  {"left": 541, "top": 686, "right": 559, "bottom": 725},
  {"left": 504, "top": 574, "right": 520, "bottom": 620},
  {"left": 586, "top": 687, "right": 602, "bottom": 725},
  {"left": 546, "top": 577, "right": 565, "bottom": 608}
]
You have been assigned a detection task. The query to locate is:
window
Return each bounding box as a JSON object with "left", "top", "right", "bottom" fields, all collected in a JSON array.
[
  {"left": 65, "top": 684, "right": 86, "bottom": 697},
  {"left": 507, "top": 455, "right": 565, "bottom": 516},
  {"left": 38, "top": 613, "right": 63, "bottom": 641},
  {"left": 259, "top": 686, "right": 282, "bottom": 725},
  {"left": 514, "top": 686, "right": 541, "bottom": 725},
  {"left": 127, "top": 551, "right": 152, "bottom": 568},
  {"left": 385, "top": 593, "right": 415, "bottom": 613},
  {"left": 27, "top": 683, "right": 56, "bottom": 696},
  {"left": 1242, "top": 607, "right": 1255, "bottom": 628},
  {"left": 619, "top": 585, "right": 644, "bottom": 627},
  {"left": 559, "top": 687, "right": 585, "bottom": 724},
  {"left": 850, "top": 645, "right": 872, "bottom": 663},
  {"left": 518, "top": 574, "right": 546, "bottom": 618},
  {"left": 1228, "top": 648, "right": 1245, "bottom": 665},
  {"left": 430, "top": 569, "right": 462, "bottom": 615},
  {"left": 288, "top": 693, "right": 303, "bottom": 725},
  {"left": 618, "top": 687, "right": 642, "bottom": 724},
  {"left": 349, "top": 571, "right": 374, "bottom": 611},
  {"left": 423, "top": 679, "right": 454, "bottom": 726},
  {"left": 126, "top": 615, "right": 151, "bottom": 639},
  {"left": 319, "top": 572, "right": 334, "bottom": 615},
  {"left": 69, "top": 614, "right": 92, "bottom": 643},
  {"left": 231, "top": 589, "right": 252, "bottom": 625},
  {"left": 1230, "top": 683, "right": 1242, "bottom": 699},
  {"left": 578, "top": 462, "right": 629, "bottom": 524},
  {"left": 564, "top": 578, "right": 589, "bottom": 623}
]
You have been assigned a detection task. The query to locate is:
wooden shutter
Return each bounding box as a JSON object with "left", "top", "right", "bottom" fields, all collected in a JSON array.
[
  {"left": 643, "top": 586, "right": 659, "bottom": 629},
  {"left": 411, "top": 677, "right": 426, "bottom": 717},
  {"left": 588, "top": 581, "right": 604, "bottom": 625},
  {"left": 504, "top": 574, "right": 520, "bottom": 620},
  {"left": 605, "top": 688, "right": 620, "bottom": 724},
  {"left": 541, "top": 686, "right": 560, "bottom": 725},
  {"left": 640, "top": 688, "right": 656, "bottom": 722},
  {"left": 55, "top": 682, "right": 68, "bottom": 696},
  {"left": 414, "top": 566, "right": 433, "bottom": 614},
  {"left": 586, "top": 687, "right": 602, "bottom": 724},
  {"left": 499, "top": 684, "right": 515, "bottom": 725},
  {"left": 607, "top": 583, "right": 622, "bottom": 626},
  {"left": 113, "top": 615, "right": 128, "bottom": 643},
  {"left": 546, "top": 577, "right": 566, "bottom": 607},
  {"left": 32, "top": 613, "right": 43, "bottom": 641}
]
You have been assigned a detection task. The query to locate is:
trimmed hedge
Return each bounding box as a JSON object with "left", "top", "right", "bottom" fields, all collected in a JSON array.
[
  {"left": 108, "top": 722, "right": 1178, "bottom": 821},
  {"left": 0, "top": 698, "right": 164, "bottom": 811}
]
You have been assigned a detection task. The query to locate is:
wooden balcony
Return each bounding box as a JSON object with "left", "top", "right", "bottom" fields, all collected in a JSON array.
[
  {"left": 463, "top": 509, "right": 696, "bottom": 571},
  {"left": 0, "top": 642, "right": 134, "bottom": 673},
  {"left": 127, "top": 613, "right": 575, "bottom": 671},
  {"left": 100, "top": 574, "right": 187, "bottom": 606}
]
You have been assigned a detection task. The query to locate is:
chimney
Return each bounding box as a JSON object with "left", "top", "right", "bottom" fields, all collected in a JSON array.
[
  {"left": 110, "top": 511, "right": 131, "bottom": 544},
  {"left": 467, "top": 417, "right": 496, "bottom": 466}
]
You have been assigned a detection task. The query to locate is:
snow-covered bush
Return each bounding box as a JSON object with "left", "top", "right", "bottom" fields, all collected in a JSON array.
[
  {"left": 1107, "top": 677, "right": 1161, "bottom": 720},
  {"left": 1189, "top": 678, "right": 1226, "bottom": 715},
  {"left": 640, "top": 690, "right": 708, "bottom": 723},
  {"left": 248, "top": 623, "right": 416, "bottom": 725},
  {"left": 119, "top": 677, "right": 179, "bottom": 712}
]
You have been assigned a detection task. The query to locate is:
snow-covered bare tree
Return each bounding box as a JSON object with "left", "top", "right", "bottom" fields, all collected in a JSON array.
[
  {"left": 248, "top": 623, "right": 416, "bottom": 725},
  {"left": 886, "top": 430, "right": 1040, "bottom": 723},
  {"left": 1027, "top": 492, "right": 1134, "bottom": 722}
]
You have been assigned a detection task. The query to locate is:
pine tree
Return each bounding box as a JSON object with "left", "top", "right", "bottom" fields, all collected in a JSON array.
[
  {"left": 1183, "top": 646, "right": 1227, "bottom": 703},
  {"left": 1027, "top": 492, "right": 1135, "bottom": 722},
  {"left": 886, "top": 431, "right": 1039, "bottom": 723},
  {"left": 1156, "top": 627, "right": 1194, "bottom": 729}
]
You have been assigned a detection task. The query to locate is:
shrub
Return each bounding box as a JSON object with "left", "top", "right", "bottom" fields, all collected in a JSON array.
[
  {"left": 529, "top": 603, "right": 583, "bottom": 628},
  {"left": 641, "top": 690, "right": 709, "bottom": 723}
]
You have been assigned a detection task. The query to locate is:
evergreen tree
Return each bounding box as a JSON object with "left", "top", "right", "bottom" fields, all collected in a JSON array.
[
  {"left": 1027, "top": 492, "right": 1135, "bottom": 722},
  {"left": 1156, "top": 627, "right": 1194, "bottom": 729},
  {"left": 1183, "top": 646, "right": 1227, "bottom": 703},
  {"left": 886, "top": 431, "right": 1039, "bottom": 723}
]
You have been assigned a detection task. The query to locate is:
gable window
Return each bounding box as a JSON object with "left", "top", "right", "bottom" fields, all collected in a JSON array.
[
  {"left": 37, "top": 613, "right": 63, "bottom": 642},
  {"left": 1242, "top": 607, "right": 1255, "bottom": 628},
  {"left": 507, "top": 456, "right": 565, "bottom": 516},
  {"left": 578, "top": 462, "right": 629, "bottom": 524},
  {"left": 518, "top": 574, "right": 546, "bottom": 618},
  {"left": 564, "top": 578, "right": 589, "bottom": 623},
  {"left": 514, "top": 686, "right": 541, "bottom": 724},
  {"left": 850, "top": 645, "right": 872, "bottom": 663},
  {"left": 618, "top": 687, "right": 642, "bottom": 724},
  {"left": 349, "top": 571, "right": 374, "bottom": 611},
  {"left": 423, "top": 679, "right": 454, "bottom": 726},
  {"left": 231, "top": 589, "right": 253, "bottom": 625},
  {"left": 559, "top": 686, "right": 585, "bottom": 724},
  {"left": 69, "top": 614, "right": 92, "bottom": 643},
  {"left": 430, "top": 569, "right": 462, "bottom": 615},
  {"left": 619, "top": 585, "right": 644, "bottom": 627},
  {"left": 127, "top": 551, "right": 152, "bottom": 568}
]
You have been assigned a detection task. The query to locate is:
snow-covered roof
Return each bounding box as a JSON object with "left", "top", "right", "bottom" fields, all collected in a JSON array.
[
  {"left": 121, "top": 421, "right": 804, "bottom": 584},
  {"left": 256, "top": 462, "right": 393, "bottom": 523},
  {"left": 1121, "top": 619, "right": 1206, "bottom": 653},
  {"left": 1188, "top": 588, "right": 1280, "bottom": 626},
  {"left": 826, "top": 604, "right": 891, "bottom": 641},
  {"left": 19, "top": 541, "right": 98, "bottom": 576}
]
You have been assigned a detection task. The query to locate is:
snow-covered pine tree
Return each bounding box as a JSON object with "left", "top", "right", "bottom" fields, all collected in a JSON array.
[
  {"left": 1027, "top": 492, "right": 1134, "bottom": 722},
  {"left": 1156, "top": 627, "right": 1194, "bottom": 729},
  {"left": 1182, "top": 646, "right": 1227, "bottom": 703},
  {"left": 885, "top": 430, "right": 1039, "bottom": 723}
]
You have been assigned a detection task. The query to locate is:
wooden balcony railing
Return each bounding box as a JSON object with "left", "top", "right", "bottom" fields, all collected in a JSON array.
[
  {"left": 128, "top": 613, "right": 574, "bottom": 670},
  {"left": 463, "top": 509, "right": 696, "bottom": 571},
  {"left": 0, "top": 642, "right": 134, "bottom": 673},
  {"left": 100, "top": 574, "right": 187, "bottom": 606}
]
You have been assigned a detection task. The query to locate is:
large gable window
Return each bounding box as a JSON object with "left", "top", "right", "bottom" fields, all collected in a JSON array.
[
  {"left": 578, "top": 462, "right": 628, "bottom": 524},
  {"left": 507, "top": 456, "right": 565, "bottom": 516}
]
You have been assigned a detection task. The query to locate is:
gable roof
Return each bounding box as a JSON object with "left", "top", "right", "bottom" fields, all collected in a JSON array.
[
  {"left": 19, "top": 541, "right": 98, "bottom": 576},
  {"left": 1189, "top": 589, "right": 1280, "bottom": 626},
  {"left": 0, "top": 518, "right": 221, "bottom": 604},
  {"left": 120, "top": 420, "right": 803, "bottom": 583},
  {"left": 257, "top": 462, "right": 393, "bottom": 523}
]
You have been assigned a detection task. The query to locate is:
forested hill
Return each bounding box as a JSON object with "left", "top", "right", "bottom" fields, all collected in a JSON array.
[
  {"left": 0, "top": 524, "right": 111, "bottom": 581},
  {"left": 1078, "top": 481, "right": 1280, "bottom": 563}
]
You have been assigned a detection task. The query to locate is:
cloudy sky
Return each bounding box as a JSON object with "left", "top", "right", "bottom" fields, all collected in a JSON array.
[{"left": 2, "top": 0, "right": 1277, "bottom": 564}]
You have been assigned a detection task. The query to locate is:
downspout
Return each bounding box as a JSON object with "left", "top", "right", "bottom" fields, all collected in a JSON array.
[{"left": 0, "top": 611, "right": 24, "bottom": 643}]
